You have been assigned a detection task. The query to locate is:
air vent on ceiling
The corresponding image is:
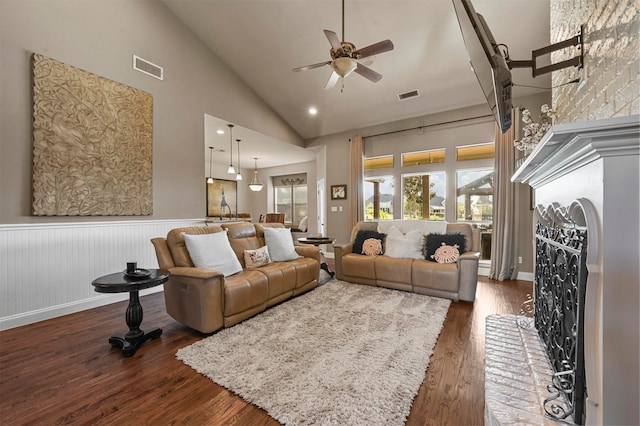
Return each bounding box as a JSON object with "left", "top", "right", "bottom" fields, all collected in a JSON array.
[
  {"left": 133, "top": 55, "right": 163, "bottom": 80},
  {"left": 398, "top": 89, "right": 420, "bottom": 101}
]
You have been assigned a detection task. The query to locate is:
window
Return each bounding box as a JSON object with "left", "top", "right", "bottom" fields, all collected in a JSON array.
[
  {"left": 364, "top": 155, "right": 394, "bottom": 170},
  {"left": 456, "top": 143, "right": 494, "bottom": 161},
  {"left": 364, "top": 176, "right": 394, "bottom": 220},
  {"left": 456, "top": 169, "right": 493, "bottom": 223},
  {"left": 402, "top": 172, "right": 446, "bottom": 220},
  {"left": 402, "top": 149, "right": 445, "bottom": 166},
  {"left": 274, "top": 176, "right": 307, "bottom": 223}
]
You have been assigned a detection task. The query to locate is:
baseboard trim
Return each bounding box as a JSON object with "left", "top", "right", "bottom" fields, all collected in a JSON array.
[
  {"left": 517, "top": 271, "right": 534, "bottom": 281},
  {"left": 0, "top": 286, "right": 164, "bottom": 331},
  {"left": 478, "top": 262, "right": 533, "bottom": 282}
]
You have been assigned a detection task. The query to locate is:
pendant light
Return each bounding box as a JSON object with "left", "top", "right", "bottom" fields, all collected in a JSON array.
[
  {"left": 206, "top": 146, "right": 214, "bottom": 184},
  {"left": 235, "top": 139, "right": 243, "bottom": 181},
  {"left": 249, "top": 157, "right": 264, "bottom": 192},
  {"left": 226, "top": 124, "right": 236, "bottom": 175}
]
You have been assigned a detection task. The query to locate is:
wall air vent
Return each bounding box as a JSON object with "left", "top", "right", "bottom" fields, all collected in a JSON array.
[
  {"left": 398, "top": 89, "right": 420, "bottom": 101},
  {"left": 133, "top": 55, "right": 163, "bottom": 80}
]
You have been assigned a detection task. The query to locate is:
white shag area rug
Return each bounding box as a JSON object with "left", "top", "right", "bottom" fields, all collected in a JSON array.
[{"left": 176, "top": 280, "right": 451, "bottom": 425}]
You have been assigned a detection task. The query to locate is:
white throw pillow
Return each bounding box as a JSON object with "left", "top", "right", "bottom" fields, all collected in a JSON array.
[
  {"left": 263, "top": 227, "right": 300, "bottom": 261},
  {"left": 298, "top": 216, "right": 308, "bottom": 232},
  {"left": 384, "top": 226, "right": 424, "bottom": 259},
  {"left": 183, "top": 231, "right": 243, "bottom": 277}
]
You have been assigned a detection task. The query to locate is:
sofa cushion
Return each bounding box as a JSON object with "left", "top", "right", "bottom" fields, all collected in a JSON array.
[
  {"left": 342, "top": 253, "right": 377, "bottom": 279},
  {"left": 255, "top": 262, "right": 297, "bottom": 300},
  {"left": 223, "top": 270, "right": 268, "bottom": 316},
  {"left": 412, "top": 259, "right": 459, "bottom": 292},
  {"left": 264, "top": 227, "right": 299, "bottom": 261},
  {"left": 183, "top": 231, "right": 243, "bottom": 277},
  {"left": 375, "top": 256, "right": 413, "bottom": 284},
  {"left": 384, "top": 226, "right": 424, "bottom": 259},
  {"left": 223, "top": 222, "right": 261, "bottom": 265},
  {"left": 244, "top": 245, "right": 272, "bottom": 268},
  {"left": 425, "top": 233, "right": 467, "bottom": 261},
  {"left": 291, "top": 257, "right": 320, "bottom": 288},
  {"left": 353, "top": 230, "right": 385, "bottom": 255}
]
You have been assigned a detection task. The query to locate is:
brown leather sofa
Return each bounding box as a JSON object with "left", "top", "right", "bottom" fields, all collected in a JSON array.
[
  {"left": 334, "top": 221, "right": 480, "bottom": 302},
  {"left": 151, "top": 222, "right": 321, "bottom": 333}
]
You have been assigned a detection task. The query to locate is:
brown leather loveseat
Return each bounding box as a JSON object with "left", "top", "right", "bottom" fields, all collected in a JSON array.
[
  {"left": 151, "top": 222, "right": 321, "bottom": 333},
  {"left": 334, "top": 220, "right": 480, "bottom": 302}
]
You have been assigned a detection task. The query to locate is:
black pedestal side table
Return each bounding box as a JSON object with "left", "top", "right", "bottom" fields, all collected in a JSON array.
[
  {"left": 297, "top": 237, "right": 336, "bottom": 277},
  {"left": 92, "top": 269, "right": 169, "bottom": 357}
]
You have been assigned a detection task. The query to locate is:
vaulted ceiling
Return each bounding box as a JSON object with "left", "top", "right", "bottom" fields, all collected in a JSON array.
[{"left": 163, "top": 0, "right": 552, "bottom": 167}]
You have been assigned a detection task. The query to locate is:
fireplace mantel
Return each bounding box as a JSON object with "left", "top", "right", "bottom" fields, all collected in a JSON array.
[
  {"left": 511, "top": 114, "right": 639, "bottom": 426},
  {"left": 512, "top": 115, "right": 639, "bottom": 188}
]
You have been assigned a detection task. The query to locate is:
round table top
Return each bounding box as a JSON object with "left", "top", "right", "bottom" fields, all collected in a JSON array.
[
  {"left": 297, "top": 237, "right": 335, "bottom": 245},
  {"left": 92, "top": 269, "right": 170, "bottom": 294}
]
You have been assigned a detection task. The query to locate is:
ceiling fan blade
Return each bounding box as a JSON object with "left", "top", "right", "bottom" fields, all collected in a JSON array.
[
  {"left": 293, "top": 61, "right": 331, "bottom": 72},
  {"left": 354, "top": 39, "right": 394, "bottom": 59},
  {"left": 355, "top": 63, "right": 383, "bottom": 82},
  {"left": 324, "top": 30, "right": 343, "bottom": 51},
  {"left": 324, "top": 71, "right": 340, "bottom": 90}
]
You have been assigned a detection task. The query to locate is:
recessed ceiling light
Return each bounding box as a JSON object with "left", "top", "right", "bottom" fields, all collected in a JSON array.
[
  {"left": 216, "top": 129, "right": 225, "bottom": 135},
  {"left": 308, "top": 107, "right": 318, "bottom": 115}
]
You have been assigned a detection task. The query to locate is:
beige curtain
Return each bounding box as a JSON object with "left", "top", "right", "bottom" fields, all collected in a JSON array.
[
  {"left": 489, "top": 110, "right": 519, "bottom": 281},
  {"left": 349, "top": 135, "right": 364, "bottom": 230}
]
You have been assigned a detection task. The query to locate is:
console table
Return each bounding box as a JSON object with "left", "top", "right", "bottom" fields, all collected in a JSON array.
[{"left": 92, "top": 269, "right": 169, "bottom": 357}]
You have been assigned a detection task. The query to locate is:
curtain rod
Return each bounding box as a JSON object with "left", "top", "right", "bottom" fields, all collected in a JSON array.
[{"left": 363, "top": 114, "right": 493, "bottom": 139}]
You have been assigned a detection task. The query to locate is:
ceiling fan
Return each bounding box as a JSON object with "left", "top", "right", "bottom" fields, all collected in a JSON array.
[{"left": 292, "top": 0, "right": 394, "bottom": 90}]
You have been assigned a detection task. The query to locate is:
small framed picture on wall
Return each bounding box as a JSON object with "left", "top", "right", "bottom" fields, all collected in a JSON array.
[{"left": 330, "top": 184, "right": 347, "bottom": 200}]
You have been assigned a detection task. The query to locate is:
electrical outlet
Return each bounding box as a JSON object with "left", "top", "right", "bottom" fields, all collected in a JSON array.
[{"left": 518, "top": 256, "right": 523, "bottom": 264}]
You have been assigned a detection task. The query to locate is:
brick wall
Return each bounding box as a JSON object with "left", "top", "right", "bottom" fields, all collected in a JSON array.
[{"left": 551, "top": 0, "right": 639, "bottom": 123}]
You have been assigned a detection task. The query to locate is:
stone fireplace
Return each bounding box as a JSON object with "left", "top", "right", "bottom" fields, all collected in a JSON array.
[{"left": 486, "top": 115, "right": 639, "bottom": 425}]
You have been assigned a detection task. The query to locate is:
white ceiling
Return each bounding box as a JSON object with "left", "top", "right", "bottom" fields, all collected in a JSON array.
[{"left": 163, "top": 0, "right": 551, "bottom": 169}]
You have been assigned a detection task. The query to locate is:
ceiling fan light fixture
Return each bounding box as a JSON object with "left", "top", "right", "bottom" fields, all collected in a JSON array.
[{"left": 331, "top": 57, "right": 357, "bottom": 78}]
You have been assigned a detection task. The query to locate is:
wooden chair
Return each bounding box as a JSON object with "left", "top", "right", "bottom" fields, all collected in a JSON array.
[{"left": 264, "top": 213, "right": 285, "bottom": 224}]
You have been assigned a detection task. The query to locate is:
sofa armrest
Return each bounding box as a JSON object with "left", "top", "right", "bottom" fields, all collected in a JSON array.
[
  {"left": 294, "top": 245, "right": 322, "bottom": 263},
  {"left": 333, "top": 242, "right": 354, "bottom": 280},
  {"left": 295, "top": 245, "right": 322, "bottom": 263},
  {"left": 457, "top": 251, "right": 480, "bottom": 302},
  {"left": 163, "top": 267, "right": 225, "bottom": 333}
]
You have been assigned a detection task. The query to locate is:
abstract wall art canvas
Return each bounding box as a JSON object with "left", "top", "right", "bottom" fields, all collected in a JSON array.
[{"left": 32, "top": 54, "right": 153, "bottom": 216}]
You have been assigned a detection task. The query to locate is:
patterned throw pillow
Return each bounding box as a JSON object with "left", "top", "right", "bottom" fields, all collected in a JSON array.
[
  {"left": 353, "top": 230, "right": 385, "bottom": 255},
  {"left": 424, "top": 233, "right": 467, "bottom": 262},
  {"left": 244, "top": 245, "right": 272, "bottom": 268},
  {"left": 362, "top": 237, "right": 383, "bottom": 256},
  {"left": 432, "top": 243, "right": 460, "bottom": 263}
]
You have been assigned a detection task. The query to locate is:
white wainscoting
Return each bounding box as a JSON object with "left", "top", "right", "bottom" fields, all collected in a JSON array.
[{"left": 0, "top": 219, "right": 203, "bottom": 330}]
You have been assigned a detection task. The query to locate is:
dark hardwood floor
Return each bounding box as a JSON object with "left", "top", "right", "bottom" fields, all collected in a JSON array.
[{"left": 0, "top": 265, "right": 531, "bottom": 426}]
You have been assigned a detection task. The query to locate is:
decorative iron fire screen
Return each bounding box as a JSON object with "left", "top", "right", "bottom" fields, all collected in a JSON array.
[{"left": 534, "top": 218, "right": 588, "bottom": 424}]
